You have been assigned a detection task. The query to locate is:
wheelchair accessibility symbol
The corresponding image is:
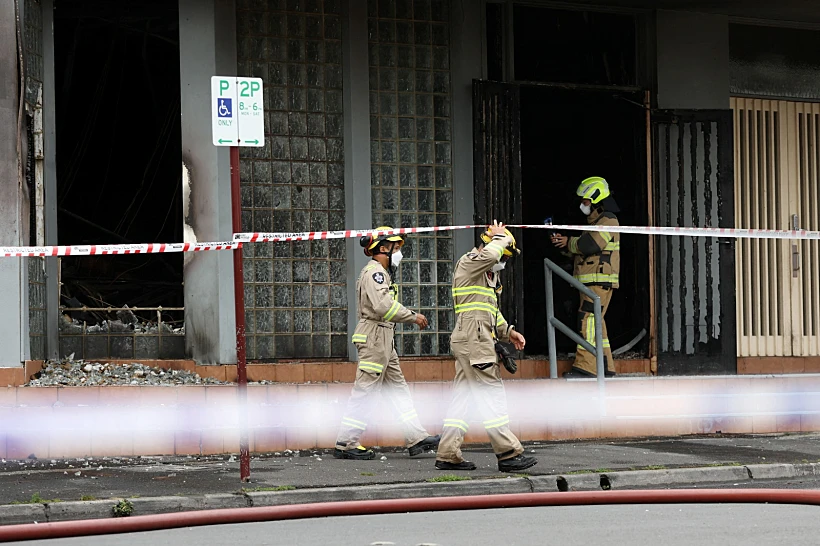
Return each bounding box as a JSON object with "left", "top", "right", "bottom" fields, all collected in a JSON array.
[{"left": 217, "top": 98, "right": 232, "bottom": 118}]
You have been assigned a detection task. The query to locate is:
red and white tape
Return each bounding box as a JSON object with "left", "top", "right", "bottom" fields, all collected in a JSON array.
[
  {"left": 3, "top": 222, "right": 819, "bottom": 258},
  {"left": 233, "top": 223, "right": 820, "bottom": 243},
  {"left": 1, "top": 241, "right": 240, "bottom": 258}
]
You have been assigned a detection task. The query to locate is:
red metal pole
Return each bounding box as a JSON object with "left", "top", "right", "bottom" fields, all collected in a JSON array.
[{"left": 230, "top": 145, "right": 250, "bottom": 482}]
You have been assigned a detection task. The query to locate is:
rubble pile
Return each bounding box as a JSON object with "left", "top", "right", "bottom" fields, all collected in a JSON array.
[
  {"left": 59, "top": 305, "right": 184, "bottom": 336},
  {"left": 28, "top": 357, "right": 229, "bottom": 387}
]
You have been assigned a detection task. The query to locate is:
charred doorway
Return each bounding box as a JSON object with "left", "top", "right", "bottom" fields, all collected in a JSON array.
[
  {"left": 53, "top": 0, "right": 183, "bottom": 359},
  {"left": 519, "top": 87, "right": 649, "bottom": 361}
]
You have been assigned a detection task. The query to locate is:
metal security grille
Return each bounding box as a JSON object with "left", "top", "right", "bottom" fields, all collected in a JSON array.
[
  {"left": 654, "top": 110, "right": 736, "bottom": 375},
  {"left": 29, "top": 258, "right": 46, "bottom": 360},
  {"left": 732, "top": 98, "right": 820, "bottom": 357},
  {"left": 367, "top": 0, "right": 454, "bottom": 356},
  {"left": 472, "top": 80, "right": 524, "bottom": 333},
  {"left": 237, "top": 0, "right": 348, "bottom": 360}
]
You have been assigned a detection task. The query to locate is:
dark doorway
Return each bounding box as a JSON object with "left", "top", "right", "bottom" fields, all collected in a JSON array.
[
  {"left": 519, "top": 86, "right": 649, "bottom": 360},
  {"left": 53, "top": 0, "right": 182, "bottom": 316}
]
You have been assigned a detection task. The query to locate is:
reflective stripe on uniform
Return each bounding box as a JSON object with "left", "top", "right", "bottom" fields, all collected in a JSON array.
[
  {"left": 604, "top": 241, "right": 620, "bottom": 251},
  {"left": 574, "top": 273, "right": 619, "bottom": 284},
  {"left": 452, "top": 285, "right": 497, "bottom": 298},
  {"left": 454, "top": 301, "right": 498, "bottom": 314},
  {"left": 496, "top": 313, "right": 506, "bottom": 326},
  {"left": 600, "top": 231, "right": 613, "bottom": 243},
  {"left": 383, "top": 300, "right": 401, "bottom": 321},
  {"left": 485, "top": 243, "right": 505, "bottom": 259},
  {"left": 351, "top": 334, "right": 367, "bottom": 343},
  {"left": 579, "top": 314, "right": 610, "bottom": 350},
  {"left": 569, "top": 238, "right": 579, "bottom": 254},
  {"left": 341, "top": 417, "right": 367, "bottom": 430},
  {"left": 358, "top": 360, "right": 384, "bottom": 373},
  {"left": 483, "top": 415, "right": 511, "bottom": 430},
  {"left": 443, "top": 418, "right": 469, "bottom": 432},
  {"left": 400, "top": 409, "right": 419, "bottom": 423}
]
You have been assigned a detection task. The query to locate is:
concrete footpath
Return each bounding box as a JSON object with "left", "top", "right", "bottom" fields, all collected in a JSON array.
[{"left": 2, "top": 433, "right": 820, "bottom": 525}]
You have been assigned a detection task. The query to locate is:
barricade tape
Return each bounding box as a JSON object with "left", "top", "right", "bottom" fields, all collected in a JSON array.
[
  {"left": 3, "top": 222, "right": 820, "bottom": 258},
  {"left": 233, "top": 223, "right": 820, "bottom": 242},
  {"left": 1, "top": 241, "right": 240, "bottom": 258}
]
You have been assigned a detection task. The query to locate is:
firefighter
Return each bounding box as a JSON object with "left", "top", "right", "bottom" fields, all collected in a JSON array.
[
  {"left": 435, "top": 221, "right": 538, "bottom": 473},
  {"left": 551, "top": 176, "right": 620, "bottom": 378},
  {"left": 333, "top": 226, "right": 440, "bottom": 460}
]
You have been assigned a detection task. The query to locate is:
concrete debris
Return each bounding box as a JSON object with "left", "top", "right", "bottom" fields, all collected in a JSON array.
[{"left": 27, "top": 357, "right": 229, "bottom": 387}]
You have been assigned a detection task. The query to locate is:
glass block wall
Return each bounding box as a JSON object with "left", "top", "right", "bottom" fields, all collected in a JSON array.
[
  {"left": 367, "top": 0, "right": 454, "bottom": 356},
  {"left": 237, "top": 0, "right": 348, "bottom": 360}
]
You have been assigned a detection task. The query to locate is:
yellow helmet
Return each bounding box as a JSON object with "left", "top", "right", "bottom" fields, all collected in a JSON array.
[
  {"left": 480, "top": 227, "right": 521, "bottom": 258},
  {"left": 360, "top": 226, "right": 405, "bottom": 256},
  {"left": 576, "top": 176, "right": 610, "bottom": 204}
]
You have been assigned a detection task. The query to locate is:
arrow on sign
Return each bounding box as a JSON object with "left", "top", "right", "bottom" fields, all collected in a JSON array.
[
  {"left": 218, "top": 139, "right": 234, "bottom": 144},
  {"left": 245, "top": 139, "right": 259, "bottom": 144}
]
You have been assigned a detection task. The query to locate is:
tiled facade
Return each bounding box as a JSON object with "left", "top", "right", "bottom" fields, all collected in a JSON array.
[
  {"left": 237, "top": 0, "right": 349, "bottom": 360},
  {"left": 367, "top": 0, "right": 455, "bottom": 356}
]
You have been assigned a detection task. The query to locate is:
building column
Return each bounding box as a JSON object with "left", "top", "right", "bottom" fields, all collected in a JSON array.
[
  {"left": 0, "top": 0, "right": 28, "bottom": 367},
  {"left": 43, "top": 0, "right": 60, "bottom": 360},
  {"left": 179, "top": 0, "right": 238, "bottom": 364},
  {"left": 450, "top": 0, "right": 482, "bottom": 255},
  {"left": 342, "top": 0, "right": 373, "bottom": 359},
  {"left": 655, "top": 10, "right": 729, "bottom": 110}
]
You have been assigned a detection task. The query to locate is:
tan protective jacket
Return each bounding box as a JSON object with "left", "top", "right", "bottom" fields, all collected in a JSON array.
[
  {"left": 450, "top": 233, "right": 514, "bottom": 365},
  {"left": 567, "top": 208, "right": 620, "bottom": 289},
  {"left": 351, "top": 261, "right": 415, "bottom": 374}
]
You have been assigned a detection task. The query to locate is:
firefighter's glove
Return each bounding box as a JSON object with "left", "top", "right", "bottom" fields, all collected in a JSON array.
[{"left": 495, "top": 342, "right": 517, "bottom": 374}]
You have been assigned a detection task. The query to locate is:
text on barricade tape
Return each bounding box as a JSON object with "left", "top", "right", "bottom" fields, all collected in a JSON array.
[
  {"left": 5, "top": 223, "right": 820, "bottom": 258},
  {"left": 1, "top": 241, "right": 241, "bottom": 258},
  {"left": 234, "top": 223, "right": 820, "bottom": 242}
]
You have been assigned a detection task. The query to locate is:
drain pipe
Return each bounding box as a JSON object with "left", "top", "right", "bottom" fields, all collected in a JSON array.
[{"left": 2, "top": 490, "right": 820, "bottom": 542}]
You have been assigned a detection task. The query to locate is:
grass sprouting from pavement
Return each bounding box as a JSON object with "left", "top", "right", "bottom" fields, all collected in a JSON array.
[
  {"left": 360, "top": 472, "right": 375, "bottom": 476},
  {"left": 10, "top": 493, "right": 61, "bottom": 505},
  {"left": 81, "top": 495, "right": 97, "bottom": 501},
  {"left": 566, "top": 469, "right": 594, "bottom": 475},
  {"left": 427, "top": 475, "right": 471, "bottom": 482},
  {"left": 594, "top": 468, "right": 613, "bottom": 473}
]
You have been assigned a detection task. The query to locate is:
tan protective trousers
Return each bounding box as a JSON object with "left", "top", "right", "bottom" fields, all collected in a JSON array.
[
  {"left": 574, "top": 286, "right": 615, "bottom": 375},
  {"left": 436, "top": 341, "right": 523, "bottom": 464},
  {"left": 336, "top": 328, "right": 428, "bottom": 450}
]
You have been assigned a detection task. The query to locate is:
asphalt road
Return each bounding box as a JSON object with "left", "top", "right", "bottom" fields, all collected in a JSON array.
[{"left": 9, "top": 503, "right": 820, "bottom": 546}]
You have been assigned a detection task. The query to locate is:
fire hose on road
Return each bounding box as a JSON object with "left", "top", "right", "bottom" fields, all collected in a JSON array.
[{"left": 2, "top": 489, "right": 820, "bottom": 543}]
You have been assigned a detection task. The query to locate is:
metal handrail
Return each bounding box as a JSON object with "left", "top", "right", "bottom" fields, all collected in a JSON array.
[{"left": 544, "top": 258, "right": 606, "bottom": 414}]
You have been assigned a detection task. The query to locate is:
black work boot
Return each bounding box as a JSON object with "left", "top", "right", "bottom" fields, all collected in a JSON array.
[
  {"left": 435, "top": 460, "right": 477, "bottom": 471},
  {"left": 563, "top": 366, "right": 617, "bottom": 378},
  {"left": 409, "top": 435, "right": 440, "bottom": 457},
  {"left": 498, "top": 454, "right": 538, "bottom": 472},
  {"left": 333, "top": 444, "right": 376, "bottom": 460},
  {"left": 562, "top": 366, "right": 595, "bottom": 379}
]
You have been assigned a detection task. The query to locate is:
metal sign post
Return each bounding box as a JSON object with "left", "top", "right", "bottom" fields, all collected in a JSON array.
[{"left": 212, "top": 76, "right": 264, "bottom": 482}]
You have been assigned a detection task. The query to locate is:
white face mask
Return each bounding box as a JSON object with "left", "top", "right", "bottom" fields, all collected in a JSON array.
[
  {"left": 580, "top": 203, "right": 592, "bottom": 216},
  {"left": 492, "top": 262, "right": 506, "bottom": 273},
  {"left": 391, "top": 249, "right": 403, "bottom": 268}
]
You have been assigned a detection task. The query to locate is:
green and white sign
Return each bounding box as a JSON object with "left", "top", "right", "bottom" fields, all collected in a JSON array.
[{"left": 211, "top": 76, "right": 264, "bottom": 147}]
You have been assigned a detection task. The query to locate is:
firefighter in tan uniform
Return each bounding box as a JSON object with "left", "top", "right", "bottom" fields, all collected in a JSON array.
[
  {"left": 435, "top": 221, "right": 538, "bottom": 473},
  {"left": 334, "top": 227, "right": 440, "bottom": 460},
  {"left": 552, "top": 177, "right": 620, "bottom": 378}
]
